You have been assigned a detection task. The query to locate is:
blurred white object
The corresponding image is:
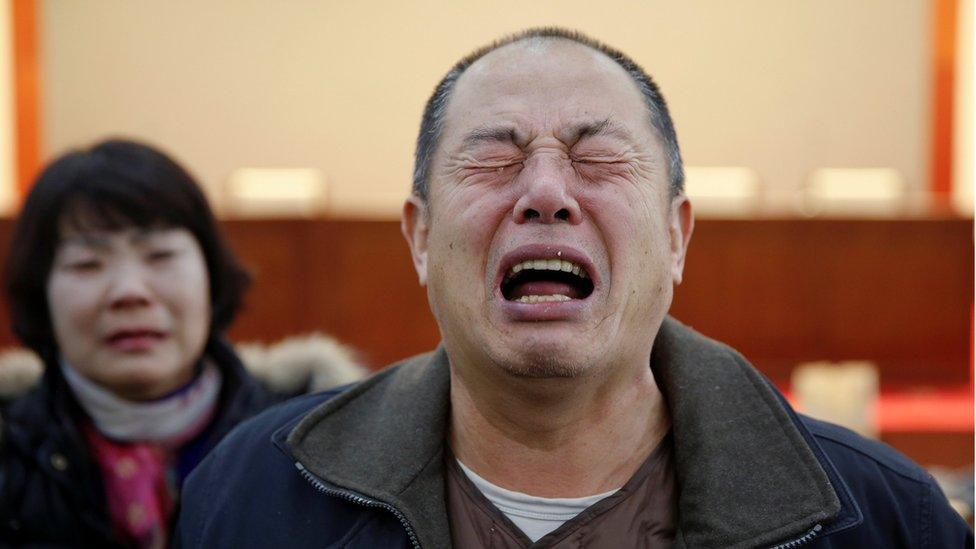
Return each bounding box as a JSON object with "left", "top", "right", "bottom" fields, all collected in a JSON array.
[
  {"left": 802, "top": 168, "right": 907, "bottom": 216},
  {"left": 237, "top": 333, "right": 366, "bottom": 394},
  {"left": 683, "top": 166, "right": 761, "bottom": 217},
  {"left": 0, "top": 348, "right": 43, "bottom": 400},
  {"left": 792, "top": 361, "right": 879, "bottom": 438},
  {"left": 224, "top": 168, "right": 327, "bottom": 217}
]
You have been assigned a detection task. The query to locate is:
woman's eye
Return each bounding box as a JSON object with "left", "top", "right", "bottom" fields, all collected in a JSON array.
[
  {"left": 147, "top": 249, "right": 176, "bottom": 262},
  {"left": 67, "top": 259, "right": 101, "bottom": 272}
]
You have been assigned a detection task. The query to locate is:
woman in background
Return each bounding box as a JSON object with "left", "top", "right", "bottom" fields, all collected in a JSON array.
[{"left": 0, "top": 139, "right": 282, "bottom": 547}]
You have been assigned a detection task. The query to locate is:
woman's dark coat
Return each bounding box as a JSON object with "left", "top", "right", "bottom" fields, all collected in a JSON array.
[{"left": 0, "top": 338, "right": 278, "bottom": 547}]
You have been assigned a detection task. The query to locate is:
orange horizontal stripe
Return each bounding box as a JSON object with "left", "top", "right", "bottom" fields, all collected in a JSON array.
[{"left": 782, "top": 386, "right": 974, "bottom": 433}]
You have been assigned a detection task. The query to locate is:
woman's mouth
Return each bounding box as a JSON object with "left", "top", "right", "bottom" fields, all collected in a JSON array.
[{"left": 105, "top": 329, "right": 168, "bottom": 352}]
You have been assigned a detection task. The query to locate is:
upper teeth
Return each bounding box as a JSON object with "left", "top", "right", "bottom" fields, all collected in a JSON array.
[{"left": 509, "top": 258, "right": 587, "bottom": 278}]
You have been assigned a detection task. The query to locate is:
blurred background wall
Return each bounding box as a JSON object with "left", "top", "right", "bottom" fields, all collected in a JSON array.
[{"left": 35, "top": 0, "right": 936, "bottom": 215}]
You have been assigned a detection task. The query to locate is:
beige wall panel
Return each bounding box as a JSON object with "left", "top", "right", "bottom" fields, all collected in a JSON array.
[
  {"left": 41, "top": 1, "right": 928, "bottom": 215},
  {"left": 953, "top": 0, "right": 973, "bottom": 214}
]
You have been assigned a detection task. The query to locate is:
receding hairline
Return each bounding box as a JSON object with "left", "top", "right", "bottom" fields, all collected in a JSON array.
[
  {"left": 454, "top": 29, "right": 636, "bottom": 76},
  {"left": 461, "top": 34, "right": 621, "bottom": 76},
  {"left": 452, "top": 34, "right": 648, "bottom": 111},
  {"left": 432, "top": 36, "right": 666, "bottom": 184}
]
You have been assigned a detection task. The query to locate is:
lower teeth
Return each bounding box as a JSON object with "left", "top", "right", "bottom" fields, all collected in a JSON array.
[{"left": 516, "top": 295, "right": 572, "bottom": 303}]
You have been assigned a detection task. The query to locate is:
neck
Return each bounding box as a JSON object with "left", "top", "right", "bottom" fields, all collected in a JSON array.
[
  {"left": 61, "top": 359, "right": 222, "bottom": 445},
  {"left": 448, "top": 354, "right": 669, "bottom": 498}
]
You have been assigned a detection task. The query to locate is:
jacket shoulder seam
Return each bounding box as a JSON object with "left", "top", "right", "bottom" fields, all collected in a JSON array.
[{"left": 808, "top": 426, "right": 929, "bottom": 484}]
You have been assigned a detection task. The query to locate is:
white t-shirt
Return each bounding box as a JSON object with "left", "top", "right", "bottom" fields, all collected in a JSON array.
[{"left": 456, "top": 460, "right": 620, "bottom": 543}]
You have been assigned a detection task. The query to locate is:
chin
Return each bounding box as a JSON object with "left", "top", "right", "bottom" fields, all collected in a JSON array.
[
  {"left": 107, "top": 360, "right": 188, "bottom": 399},
  {"left": 490, "top": 341, "right": 594, "bottom": 379}
]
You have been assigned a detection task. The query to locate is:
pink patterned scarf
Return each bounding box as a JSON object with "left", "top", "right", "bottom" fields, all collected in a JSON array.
[
  {"left": 70, "top": 364, "right": 221, "bottom": 548},
  {"left": 81, "top": 426, "right": 176, "bottom": 549}
]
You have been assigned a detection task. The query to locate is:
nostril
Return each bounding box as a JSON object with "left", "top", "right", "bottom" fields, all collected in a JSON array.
[
  {"left": 555, "top": 208, "right": 570, "bottom": 221},
  {"left": 524, "top": 208, "right": 540, "bottom": 220}
]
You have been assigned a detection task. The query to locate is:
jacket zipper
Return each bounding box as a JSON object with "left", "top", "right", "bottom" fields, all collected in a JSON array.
[
  {"left": 769, "top": 523, "right": 822, "bottom": 549},
  {"left": 295, "top": 462, "right": 422, "bottom": 549}
]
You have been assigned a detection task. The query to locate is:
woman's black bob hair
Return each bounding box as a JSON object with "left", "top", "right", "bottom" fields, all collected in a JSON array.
[{"left": 5, "top": 138, "right": 250, "bottom": 357}]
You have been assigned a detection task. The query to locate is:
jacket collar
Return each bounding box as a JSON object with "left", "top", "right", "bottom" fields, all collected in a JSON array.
[{"left": 285, "top": 317, "right": 848, "bottom": 548}]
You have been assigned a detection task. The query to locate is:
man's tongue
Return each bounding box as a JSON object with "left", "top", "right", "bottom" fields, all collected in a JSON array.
[{"left": 509, "top": 280, "right": 580, "bottom": 300}]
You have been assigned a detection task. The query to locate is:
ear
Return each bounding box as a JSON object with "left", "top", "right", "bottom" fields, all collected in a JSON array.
[
  {"left": 668, "top": 194, "right": 694, "bottom": 285},
  {"left": 401, "top": 195, "right": 430, "bottom": 286}
]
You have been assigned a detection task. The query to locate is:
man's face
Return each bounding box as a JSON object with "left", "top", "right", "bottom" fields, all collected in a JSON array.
[{"left": 403, "top": 39, "right": 693, "bottom": 378}]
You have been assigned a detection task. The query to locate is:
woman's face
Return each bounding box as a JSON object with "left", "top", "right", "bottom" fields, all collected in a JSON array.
[{"left": 46, "top": 225, "right": 211, "bottom": 400}]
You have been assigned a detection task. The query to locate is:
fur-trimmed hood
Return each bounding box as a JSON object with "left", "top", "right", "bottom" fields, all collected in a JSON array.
[{"left": 0, "top": 333, "right": 367, "bottom": 402}]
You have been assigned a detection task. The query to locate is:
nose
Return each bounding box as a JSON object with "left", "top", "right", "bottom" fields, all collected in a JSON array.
[
  {"left": 513, "top": 158, "right": 583, "bottom": 225},
  {"left": 106, "top": 263, "right": 153, "bottom": 311}
]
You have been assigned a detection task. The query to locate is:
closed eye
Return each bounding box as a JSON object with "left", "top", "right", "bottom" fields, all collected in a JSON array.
[
  {"left": 463, "top": 162, "right": 524, "bottom": 177},
  {"left": 66, "top": 259, "right": 101, "bottom": 273},
  {"left": 147, "top": 249, "right": 176, "bottom": 262},
  {"left": 572, "top": 156, "right": 637, "bottom": 182},
  {"left": 571, "top": 155, "right": 628, "bottom": 165},
  {"left": 474, "top": 160, "right": 523, "bottom": 169}
]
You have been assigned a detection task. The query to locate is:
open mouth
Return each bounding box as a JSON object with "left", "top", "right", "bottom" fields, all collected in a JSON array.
[{"left": 501, "top": 258, "right": 595, "bottom": 303}]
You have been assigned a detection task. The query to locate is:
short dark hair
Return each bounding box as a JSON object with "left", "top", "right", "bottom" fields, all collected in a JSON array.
[
  {"left": 412, "top": 27, "right": 684, "bottom": 201},
  {"left": 4, "top": 138, "right": 250, "bottom": 356}
]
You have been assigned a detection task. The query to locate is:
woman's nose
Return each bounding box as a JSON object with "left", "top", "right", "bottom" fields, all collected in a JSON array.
[{"left": 106, "top": 264, "right": 153, "bottom": 310}]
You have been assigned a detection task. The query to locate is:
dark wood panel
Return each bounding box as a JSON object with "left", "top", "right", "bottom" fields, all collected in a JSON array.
[
  {"left": 303, "top": 221, "right": 439, "bottom": 367},
  {"left": 0, "top": 222, "right": 13, "bottom": 346},
  {"left": 222, "top": 219, "right": 440, "bottom": 366},
  {"left": 223, "top": 219, "right": 312, "bottom": 342},
  {"left": 671, "top": 218, "right": 973, "bottom": 386},
  {"left": 0, "top": 217, "right": 970, "bottom": 387},
  {"left": 881, "top": 431, "right": 974, "bottom": 468}
]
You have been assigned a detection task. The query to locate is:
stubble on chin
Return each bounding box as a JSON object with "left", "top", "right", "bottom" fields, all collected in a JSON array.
[{"left": 491, "top": 349, "right": 588, "bottom": 379}]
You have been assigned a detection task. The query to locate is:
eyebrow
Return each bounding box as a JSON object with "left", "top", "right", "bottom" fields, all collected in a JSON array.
[
  {"left": 575, "top": 118, "right": 634, "bottom": 143},
  {"left": 459, "top": 118, "right": 634, "bottom": 150},
  {"left": 461, "top": 125, "right": 521, "bottom": 148}
]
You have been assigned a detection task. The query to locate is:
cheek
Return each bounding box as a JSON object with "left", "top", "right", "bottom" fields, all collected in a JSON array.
[
  {"left": 429, "top": 185, "right": 517, "bottom": 273},
  {"left": 163, "top": 259, "right": 211, "bottom": 344},
  {"left": 46, "top": 275, "right": 101, "bottom": 337},
  {"left": 178, "top": 283, "right": 211, "bottom": 326},
  {"left": 580, "top": 188, "right": 669, "bottom": 276}
]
